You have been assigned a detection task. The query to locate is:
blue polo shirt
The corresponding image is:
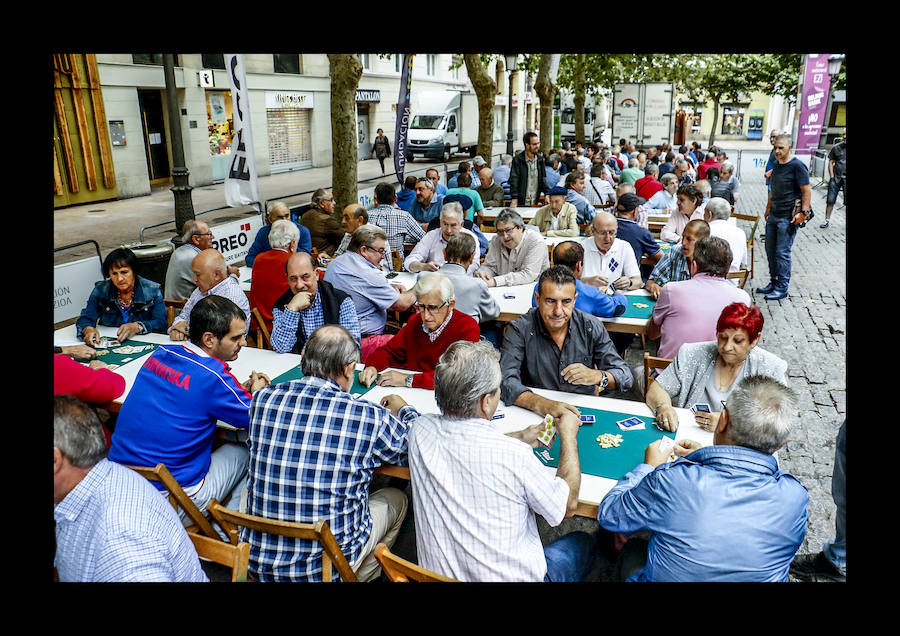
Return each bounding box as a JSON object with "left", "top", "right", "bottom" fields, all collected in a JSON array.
[
  {"left": 324, "top": 251, "right": 399, "bottom": 335},
  {"left": 531, "top": 279, "right": 626, "bottom": 318},
  {"left": 409, "top": 194, "right": 445, "bottom": 223}
]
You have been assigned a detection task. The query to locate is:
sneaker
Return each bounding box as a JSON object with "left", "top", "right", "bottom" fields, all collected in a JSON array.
[
  {"left": 789, "top": 551, "right": 845, "bottom": 582},
  {"left": 755, "top": 283, "right": 776, "bottom": 295},
  {"left": 820, "top": 220, "right": 830, "bottom": 228}
]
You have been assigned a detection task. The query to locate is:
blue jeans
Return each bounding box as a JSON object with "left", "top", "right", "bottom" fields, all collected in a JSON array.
[
  {"left": 543, "top": 531, "right": 597, "bottom": 582},
  {"left": 823, "top": 420, "right": 846, "bottom": 574},
  {"left": 764, "top": 215, "right": 798, "bottom": 292}
]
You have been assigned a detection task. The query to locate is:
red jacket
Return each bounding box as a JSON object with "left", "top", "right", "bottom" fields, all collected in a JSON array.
[
  {"left": 366, "top": 310, "right": 480, "bottom": 389},
  {"left": 697, "top": 159, "right": 721, "bottom": 180},
  {"left": 635, "top": 176, "right": 663, "bottom": 200},
  {"left": 54, "top": 354, "right": 126, "bottom": 448},
  {"left": 249, "top": 249, "right": 292, "bottom": 332}
]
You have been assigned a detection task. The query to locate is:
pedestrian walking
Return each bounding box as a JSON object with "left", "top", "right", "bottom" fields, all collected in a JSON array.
[{"left": 371, "top": 128, "right": 391, "bottom": 176}]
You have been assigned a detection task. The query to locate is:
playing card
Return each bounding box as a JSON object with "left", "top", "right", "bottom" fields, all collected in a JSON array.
[
  {"left": 537, "top": 414, "right": 557, "bottom": 447},
  {"left": 617, "top": 416, "right": 646, "bottom": 431},
  {"left": 658, "top": 436, "right": 675, "bottom": 453},
  {"left": 692, "top": 403, "right": 711, "bottom": 414},
  {"left": 579, "top": 414, "right": 596, "bottom": 424}
]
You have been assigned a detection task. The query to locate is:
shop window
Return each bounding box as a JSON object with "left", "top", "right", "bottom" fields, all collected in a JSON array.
[
  {"left": 721, "top": 105, "right": 747, "bottom": 135},
  {"left": 356, "top": 54, "right": 370, "bottom": 70},
  {"left": 207, "top": 91, "right": 234, "bottom": 156},
  {"left": 426, "top": 54, "right": 436, "bottom": 76},
  {"left": 274, "top": 54, "right": 302, "bottom": 74},
  {"left": 829, "top": 102, "right": 846, "bottom": 127},
  {"left": 132, "top": 53, "right": 163, "bottom": 66},
  {"left": 201, "top": 54, "right": 226, "bottom": 70}
]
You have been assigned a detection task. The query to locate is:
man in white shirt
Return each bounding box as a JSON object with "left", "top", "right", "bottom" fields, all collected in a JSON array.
[
  {"left": 704, "top": 197, "right": 747, "bottom": 283},
  {"left": 404, "top": 202, "right": 478, "bottom": 275},
  {"left": 475, "top": 209, "right": 550, "bottom": 287},
  {"left": 584, "top": 162, "right": 617, "bottom": 207},
  {"left": 580, "top": 211, "right": 642, "bottom": 292},
  {"left": 407, "top": 340, "right": 598, "bottom": 582}
]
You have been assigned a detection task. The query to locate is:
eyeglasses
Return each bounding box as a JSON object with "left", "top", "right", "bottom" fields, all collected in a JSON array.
[
  {"left": 414, "top": 300, "right": 449, "bottom": 314},
  {"left": 364, "top": 245, "right": 387, "bottom": 256},
  {"left": 194, "top": 232, "right": 213, "bottom": 237},
  {"left": 496, "top": 226, "right": 519, "bottom": 237}
]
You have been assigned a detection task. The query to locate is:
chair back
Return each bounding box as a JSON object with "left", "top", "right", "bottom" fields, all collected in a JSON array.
[
  {"left": 188, "top": 532, "right": 250, "bottom": 582},
  {"left": 251, "top": 306, "right": 272, "bottom": 350},
  {"left": 207, "top": 500, "right": 358, "bottom": 582},
  {"left": 391, "top": 248, "right": 403, "bottom": 273},
  {"left": 125, "top": 463, "right": 222, "bottom": 540},
  {"left": 164, "top": 298, "right": 187, "bottom": 327},
  {"left": 731, "top": 212, "right": 760, "bottom": 278},
  {"left": 726, "top": 269, "right": 749, "bottom": 289},
  {"left": 643, "top": 352, "right": 673, "bottom": 401},
  {"left": 373, "top": 543, "right": 457, "bottom": 582}
]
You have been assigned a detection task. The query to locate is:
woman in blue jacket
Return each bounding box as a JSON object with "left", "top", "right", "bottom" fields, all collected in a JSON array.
[{"left": 76, "top": 247, "right": 167, "bottom": 346}]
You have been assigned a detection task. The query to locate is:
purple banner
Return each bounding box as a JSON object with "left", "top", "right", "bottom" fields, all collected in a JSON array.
[
  {"left": 795, "top": 54, "right": 832, "bottom": 158},
  {"left": 394, "top": 54, "right": 413, "bottom": 185}
]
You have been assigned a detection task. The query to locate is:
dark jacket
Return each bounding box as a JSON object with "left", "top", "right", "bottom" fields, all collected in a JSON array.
[
  {"left": 371, "top": 135, "right": 391, "bottom": 159},
  {"left": 508, "top": 151, "right": 547, "bottom": 204},
  {"left": 76, "top": 275, "right": 167, "bottom": 338}
]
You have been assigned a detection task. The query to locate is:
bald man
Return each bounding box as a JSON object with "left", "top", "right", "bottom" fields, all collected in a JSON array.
[{"left": 169, "top": 249, "right": 251, "bottom": 340}]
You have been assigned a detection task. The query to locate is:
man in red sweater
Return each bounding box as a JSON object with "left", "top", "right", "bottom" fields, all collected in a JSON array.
[
  {"left": 697, "top": 151, "right": 722, "bottom": 180},
  {"left": 359, "top": 272, "right": 480, "bottom": 390},
  {"left": 249, "top": 219, "right": 300, "bottom": 333},
  {"left": 635, "top": 163, "right": 664, "bottom": 201}
]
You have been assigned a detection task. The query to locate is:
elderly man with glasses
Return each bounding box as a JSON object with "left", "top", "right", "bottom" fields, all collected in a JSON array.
[
  {"left": 164, "top": 219, "right": 219, "bottom": 301},
  {"left": 404, "top": 202, "right": 479, "bottom": 275},
  {"left": 475, "top": 209, "right": 550, "bottom": 288},
  {"left": 359, "top": 272, "right": 480, "bottom": 390}
]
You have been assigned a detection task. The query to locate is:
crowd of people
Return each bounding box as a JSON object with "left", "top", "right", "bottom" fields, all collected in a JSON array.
[{"left": 53, "top": 128, "right": 845, "bottom": 584}]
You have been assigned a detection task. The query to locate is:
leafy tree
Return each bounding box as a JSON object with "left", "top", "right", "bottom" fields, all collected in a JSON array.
[
  {"left": 531, "top": 54, "right": 560, "bottom": 155},
  {"left": 463, "top": 54, "right": 498, "bottom": 166},
  {"left": 327, "top": 54, "right": 363, "bottom": 217}
]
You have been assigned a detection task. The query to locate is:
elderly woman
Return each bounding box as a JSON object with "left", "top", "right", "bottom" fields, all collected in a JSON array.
[
  {"left": 660, "top": 183, "right": 705, "bottom": 243},
  {"left": 358, "top": 272, "right": 480, "bottom": 389},
  {"left": 528, "top": 186, "right": 579, "bottom": 236},
  {"left": 646, "top": 302, "right": 787, "bottom": 433},
  {"left": 76, "top": 247, "right": 167, "bottom": 346},
  {"left": 645, "top": 173, "right": 679, "bottom": 212}
]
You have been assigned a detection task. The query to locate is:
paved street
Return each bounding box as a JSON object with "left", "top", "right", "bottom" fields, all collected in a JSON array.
[{"left": 53, "top": 143, "right": 846, "bottom": 582}]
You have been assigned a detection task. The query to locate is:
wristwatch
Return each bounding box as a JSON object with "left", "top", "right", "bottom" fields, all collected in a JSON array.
[
  {"left": 598, "top": 371, "right": 610, "bottom": 390},
  {"left": 405, "top": 374, "right": 414, "bottom": 388}
]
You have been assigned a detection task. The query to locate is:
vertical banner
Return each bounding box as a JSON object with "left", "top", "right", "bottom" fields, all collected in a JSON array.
[
  {"left": 795, "top": 54, "right": 833, "bottom": 159},
  {"left": 224, "top": 54, "right": 260, "bottom": 209},
  {"left": 394, "top": 54, "right": 413, "bottom": 185}
]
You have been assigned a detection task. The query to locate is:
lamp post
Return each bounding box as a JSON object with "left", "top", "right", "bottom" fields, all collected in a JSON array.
[
  {"left": 822, "top": 54, "right": 845, "bottom": 147},
  {"left": 163, "top": 53, "right": 195, "bottom": 247},
  {"left": 504, "top": 53, "right": 518, "bottom": 157}
]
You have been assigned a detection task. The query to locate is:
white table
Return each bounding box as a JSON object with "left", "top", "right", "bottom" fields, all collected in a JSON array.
[{"left": 357, "top": 384, "right": 712, "bottom": 517}]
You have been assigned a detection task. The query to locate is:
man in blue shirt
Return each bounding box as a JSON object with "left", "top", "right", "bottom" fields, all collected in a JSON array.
[
  {"left": 613, "top": 193, "right": 663, "bottom": 276},
  {"left": 245, "top": 201, "right": 312, "bottom": 268},
  {"left": 426, "top": 167, "right": 448, "bottom": 196},
  {"left": 597, "top": 375, "right": 809, "bottom": 582},
  {"left": 409, "top": 176, "right": 445, "bottom": 223},
  {"left": 531, "top": 240, "right": 626, "bottom": 318},
  {"left": 545, "top": 154, "right": 562, "bottom": 189},
  {"left": 564, "top": 171, "right": 594, "bottom": 224},
  {"left": 757, "top": 134, "right": 812, "bottom": 301},
  {"left": 395, "top": 175, "right": 418, "bottom": 211}
]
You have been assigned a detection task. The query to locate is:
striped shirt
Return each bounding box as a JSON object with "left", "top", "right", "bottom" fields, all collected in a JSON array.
[
  {"left": 244, "top": 376, "right": 419, "bottom": 581},
  {"left": 54, "top": 459, "right": 207, "bottom": 582},
  {"left": 647, "top": 246, "right": 692, "bottom": 286},
  {"left": 170, "top": 275, "right": 250, "bottom": 335}
]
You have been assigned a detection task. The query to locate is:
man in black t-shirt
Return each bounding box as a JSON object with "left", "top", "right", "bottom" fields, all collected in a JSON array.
[
  {"left": 821, "top": 128, "right": 846, "bottom": 229},
  {"left": 757, "top": 134, "right": 812, "bottom": 301}
]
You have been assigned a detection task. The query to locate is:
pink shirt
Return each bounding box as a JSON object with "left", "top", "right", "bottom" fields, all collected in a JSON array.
[
  {"left": 652, "top": 273, "right": 751, "bottom": 360},
  {"left": 660, "top": 206, "right": 705, "bottom": 243}
]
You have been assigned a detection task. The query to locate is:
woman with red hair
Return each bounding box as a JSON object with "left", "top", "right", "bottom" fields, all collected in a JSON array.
[{"left": 646, "top": 302, "right": 787, "bottom": 432}]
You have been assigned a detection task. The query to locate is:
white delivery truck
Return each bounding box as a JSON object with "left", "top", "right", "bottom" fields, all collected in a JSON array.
[
  {"left": 611, "top": 82, "right": 674, "bottom": 148},
  {"left": 557, "top": 89, "right": 600, "bottom": 144},
  {"left": 406, "top": 90, "right": 479, "bottom": 162}
]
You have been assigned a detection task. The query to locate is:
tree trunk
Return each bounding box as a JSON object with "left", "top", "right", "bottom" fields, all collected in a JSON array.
[
  {"left": 574, "top": 54, "right": 586, "bottom": 145},
  {"left": 464, "top": 54, "right": 497, "bottom": 167},
  {"left": 328, "top": 54, "right": 363, "bottom": 218},
  {"left": 534, "top": 54, "right": 560, "bottom": 156},
  {"left": 707, "top": 93, "right": 721, "bottom": 149}
]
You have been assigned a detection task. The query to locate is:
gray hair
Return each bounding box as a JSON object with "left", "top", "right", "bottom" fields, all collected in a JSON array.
[
  {"left": 496, "top": 209, "right": 524, "bottom": 229},
  {"left": 628, "top": 158, "right": 639, "bottom": 168},
  {"left": 479, "top": 166, "right": 493, "bottom": 178},
  {"left": 500, "top": 153, "right": 512, "bottom": 166},
  {"left": 300, "top": 325, "right": 360, "bottom": 380},
  {"left": 644, "top": 163, "right": 659, "bottom": 176},
  {"left": 725, "top": 375, "right": 797, "bottom": 455},
  {"left": 311, "top": 188, "right": 332, "bottom": 208},
  {"left": 775, "top": 134, "right": 793, "bottom": 147},
  {"left": 268, "top": 219, "right": 301, "bottom": 249},
  {"left": 660, "top": 173, "right": 678, "bottom": 187},
  {"left": 54, "top": 395, "right": 107, "bottom": 468},
  {"left": 181, "top": 219, "right": 207, "bottom": 243},
  {"left": 694, "top": 179, "right": 711, "bottom": 196},
  {"left": 444, "top": 231, "right": 476, "bottom": 264},
  {"left": 413, "top": 272, "right": 454, "bottom": 303},
  {"left": 434, "top": 341, "right": 502, "bottom": 419},
  {"left": 705, "top": 197, "right": 732, "bottom": 221},
  {"left": 692, "top": 236, "right": 732, "bottom": 277},
  {"left": 674, "top": 159, "right": 689, "bottom": 169},
  {"left": 720, "top": 161, "right": 735, "bottom": 176},
  {"left": 440, "top": 201, "right": 464, "bottom": 221},
  {"left": 348, "top": 224, "right": 388, "bottom": 253},
  {"left": 267, "top": 200, "right": 290, "bottom": 220}
]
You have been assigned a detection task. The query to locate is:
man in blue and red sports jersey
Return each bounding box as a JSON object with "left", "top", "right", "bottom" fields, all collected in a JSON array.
[{"left": 108, "top": 295, "right": 271, "bottom": 526}]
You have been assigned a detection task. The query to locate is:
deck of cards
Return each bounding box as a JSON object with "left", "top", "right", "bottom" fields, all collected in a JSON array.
[
  {"left": 537, "top": 414, "right": 557, "bottom": 447},
  {"left": 94, "top": 337, "right": 120, "bottom": 349},
  {"left": 616, "top": 416, "right": 646, "bottom": 431},
  {"left": 691, "top": 403, "right": 711, "bottom": 414}
]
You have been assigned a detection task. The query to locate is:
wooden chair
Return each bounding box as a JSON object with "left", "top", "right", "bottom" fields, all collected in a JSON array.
[
  {"left": 373, "top": 543, "right": 457, "bottom": 582},
  {"left": 391, "top": 248, "right": 403, "bottom": 273},
  {"left": 726, "top": 269, "right": 750, "bottom": 289},
  {"left": 164, "top": 298, "right": 187, "bottom": 327},
  {"left": 189, "top": 532, "right": 250, "bottom": 582},
  {"left": 251, "top": 307, "right": 272, "bottom": 350},
  {"left": 125, "top": 463, "right": 224, "bottom": 541},
  {"left": 643, "top": 352, "right": 673, "bottom": 401},
  {"left": 207, "top": 500, "right": 358, "bottom": 582},
  {"left": 731, "top": 212, "right": 760, "bottom": 279}
]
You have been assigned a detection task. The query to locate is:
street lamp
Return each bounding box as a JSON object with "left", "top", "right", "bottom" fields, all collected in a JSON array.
[
  {"left": 824, "top": 54, "right": 845, "bottom": 145},
  {"left": 504, "top": 53, "right": 518, "bottom": 157},
  {"left": 163, "top": 53, "right": 195, "bottom": 246},
  {"left": 827, "top": 54, "right": 844, "bottom": 78}
]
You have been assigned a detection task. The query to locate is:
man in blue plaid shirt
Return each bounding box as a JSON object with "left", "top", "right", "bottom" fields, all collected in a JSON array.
[
  {"left": 368, "top": 182, "right": 426, "bottom": 271},
  {"left": 245, "top": 325, "right": 419, "bottom": 581}
]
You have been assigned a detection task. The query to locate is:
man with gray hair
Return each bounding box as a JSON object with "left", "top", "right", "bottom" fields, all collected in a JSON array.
[
  {"left": 635, "top": 162, "right": 663, "bottom": 201},
  {"left": 409, "top": 176, "right": 445, "bottom": 223},
  {"left": 164, "top": 219, "right": 216, "bottom": 301},
  {"left": 619, "top": 157, "right": 644, "bottom": 186},
  {"left": 300, "top": 188, "right": 345, "bottom": 257},
  {"left": 245, "top": 201, "right": 312, "bottom": 268},
  {"left": 249, "top": 218, "right": 300, "bottom": 332},
  {"left": 711, "top": 161, "right": 740, "bottom": 204},
  {"left": 54, "top": 395, "right": 208, "bottom": 582},
  {"left": 436, "top": 232, "right": 500, "bottom": 324},
  {"left": 475, "top": 166, "right": 505, "bottom": 207},
  {"left": 408, "top": 340, "right": 600, "bottom": 582},
  {"left": 703, "top": 196, "right": 747, "bottom": 281},
  {"left": 169, "top": 248, "right": 251, "bottom": 339},
  {"left": 331, "top": 203, "right": 369, "bottom": 261},
  {"left": 476, "top": 209, "right": 550, "bottom": 287},
  {"left": 597, "top": 375, "right": 809, "bottom": 582},
  {"left": 404, "top": 202, "right": 479, "bottom": 275},
  {"left": 245, "top": 325, "right": 420, "bottom": 582},
  {"left": 359, "top": 272, "right": 480, "bottom": 390}
]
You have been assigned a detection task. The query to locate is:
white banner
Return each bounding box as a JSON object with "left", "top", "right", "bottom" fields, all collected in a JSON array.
[
  {"left": 54, "top": 256, "right": 103, "bottom": 324},
  {"left": 205, "top": 216, "right": 265, "bottom": 266},
  {"left": 225, "top": 54, "right": 260, "bottom": 209}
]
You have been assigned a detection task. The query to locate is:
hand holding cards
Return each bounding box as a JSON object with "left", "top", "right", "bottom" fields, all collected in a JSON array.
[{"left": 537, "top": 414, "right": 557, "bottom": 447}]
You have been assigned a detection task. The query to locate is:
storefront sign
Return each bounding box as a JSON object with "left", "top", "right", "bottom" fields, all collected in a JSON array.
[
  {"left": 208, "top": 217, "right": 265, "bottom": 266},
  {"left": 796, "top": 54, "right": 833, "bottom": 157},
  {"left": 265, "top": 90, "right": 315, "bottom": 109},
  {"left": 495, "top": 95, "right": 507, "bottom": 106},
  {"left": 199, "top": 69, "right": 215, "bottom": 88},
  {"left": 356, "top": 89, "right": 381, "bottom": 103},
  {"left": 225, "top": 54, "right": 260, "bottom": 210}
]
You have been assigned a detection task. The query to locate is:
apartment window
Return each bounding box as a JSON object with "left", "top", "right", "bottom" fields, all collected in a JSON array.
[
  {"left": 357, "top": 54, "right": 370, "bottom": 70},
  {"left": 132, "top": 53, "right": 163, "bottom": 65},
  {"left": 201, "top": 54, "right": 226, "bottom": 70},
  {"left": 274, "top": 54, "right": 301, "bottom": 74},
  {"left": 426, "top": 54, "right": 436, "bottom": 76},
  {"left": 394, "top": 54, "right": 401, "bottom": 73}
]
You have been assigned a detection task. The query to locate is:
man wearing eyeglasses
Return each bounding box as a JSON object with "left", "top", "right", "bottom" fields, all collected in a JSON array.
[
  {"left": 404, "top": 202, "right": 479, "bottom": 275},
  {"left": 409, "top": 177, "right": 445, "bottom": 224},
  {"left": 164, "top": 219, "right": 242, "bottom": 301},
  {"left": 300, "top": 188, "right": 346, "bottom": 257},
  {"left": 359, "top": 272, "right": 480, "bottom": 389},
  {"left": 475, "top": 209, "right": 549, "bottom": 287},
  {"left": 324, "top": 225, "right": 416, "bottom": 361},
  {"left": 580, "top": 211, "right": 641, "bottom": 293}
]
